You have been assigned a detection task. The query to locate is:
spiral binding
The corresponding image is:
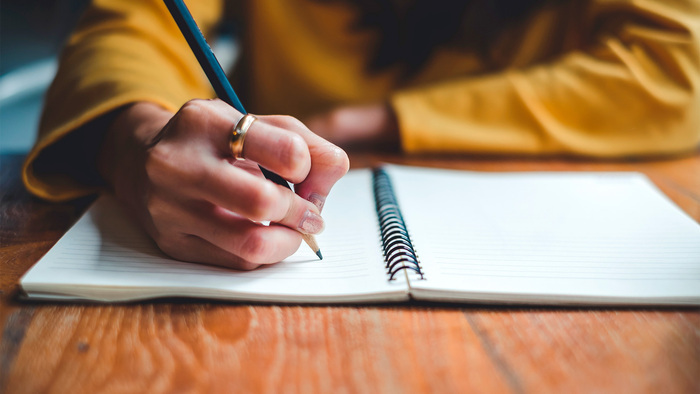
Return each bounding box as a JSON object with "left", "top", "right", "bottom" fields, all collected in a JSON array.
[{"left": 372, "top": 168, "right": 424, "bottom": 281}]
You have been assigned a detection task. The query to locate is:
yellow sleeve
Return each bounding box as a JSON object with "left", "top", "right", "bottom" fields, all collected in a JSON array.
[
  {"left": 392, "top": 0, "right": 700, "bottom": 157},
  {"left": 22, "top": 0, "right": 222, "bottom": 201}
]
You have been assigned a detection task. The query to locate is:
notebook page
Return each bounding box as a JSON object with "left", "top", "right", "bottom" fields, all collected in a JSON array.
[
  {"left": 386, "top": 166, "right": 700, "bottom": 305},
  {"left": 21, "top": 170, "right": 408, "bottom": 303}
]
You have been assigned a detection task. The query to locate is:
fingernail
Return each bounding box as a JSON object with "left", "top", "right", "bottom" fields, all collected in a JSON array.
[
  {"left": 308, "top": 193, "right": 326, "bottom": 211},
  {"left": 299, "top": 210, "right": 324, "bottom": 234}
]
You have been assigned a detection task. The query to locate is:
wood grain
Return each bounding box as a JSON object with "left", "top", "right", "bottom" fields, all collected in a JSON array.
[{"left": 2, "top": 152, "right": 699, "bottom": 393}]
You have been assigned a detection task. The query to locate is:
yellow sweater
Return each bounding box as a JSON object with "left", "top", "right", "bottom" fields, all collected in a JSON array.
[{"left": 23, "top": 0, "right": 700, "bottom": 201}]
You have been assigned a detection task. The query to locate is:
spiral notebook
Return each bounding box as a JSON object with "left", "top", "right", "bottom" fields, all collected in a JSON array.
[{"left": 20, "top": 165, "right": 700, "bottom": 305}]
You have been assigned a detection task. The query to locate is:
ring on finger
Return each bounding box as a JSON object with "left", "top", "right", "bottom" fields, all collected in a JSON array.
[{"left": 230, "top": 114, "right": 257, "bottom": 160}]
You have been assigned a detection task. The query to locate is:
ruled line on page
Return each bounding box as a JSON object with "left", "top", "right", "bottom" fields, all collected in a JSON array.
[
  {"left": 431, "top": 256, "right": 700, "bottom": 264},
  {"left": 436, "top": 272, "right": 700, "bottom": 280},
  {"left": 47, "top": 266, "right": 370, "bottom": 280}
]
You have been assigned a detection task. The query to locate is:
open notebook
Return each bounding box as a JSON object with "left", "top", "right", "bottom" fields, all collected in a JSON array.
[{"left": 20, "top": 165, "right": 700, "bottom": 305}]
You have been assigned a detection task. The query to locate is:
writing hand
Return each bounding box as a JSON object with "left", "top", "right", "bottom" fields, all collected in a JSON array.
[{"left": 98, "top": 99, "right": 349, "bottom": 269}]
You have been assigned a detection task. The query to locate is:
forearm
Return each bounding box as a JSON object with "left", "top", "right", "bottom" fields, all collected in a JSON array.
[
  {"left": 23, "top": 0, "right": 222, "bottom": 201},
  {"left": 391, "top": 0, "right": 700, "bottom": 157}
]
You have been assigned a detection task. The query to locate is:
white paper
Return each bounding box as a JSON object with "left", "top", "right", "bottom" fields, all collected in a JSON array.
[
  {"left": 21, "top": 165, "right": 700, "bottom": 305},
  {"left": 21, "top": 171, "right": 408, "bottom": 303},
  {"left": 386, "top": 166, "right": 700, "bottom": 305}
]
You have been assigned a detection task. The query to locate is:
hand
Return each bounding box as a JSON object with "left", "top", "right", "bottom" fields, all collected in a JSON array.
[
  {"left": 98, "top": 99, "right": 349, "bottom": 270},
  {"left": 304, "top": 103, "right": 400, "bottom": 150}
]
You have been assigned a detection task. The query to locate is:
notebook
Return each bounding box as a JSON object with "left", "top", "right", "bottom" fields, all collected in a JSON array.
[{"left": 19, "top": 165, "right": 700, "bottom": 305}]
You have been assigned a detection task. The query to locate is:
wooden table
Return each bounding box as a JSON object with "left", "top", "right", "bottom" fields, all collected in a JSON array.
[{"left": 2, "top": 152, "right": 699, "bottom": 393}]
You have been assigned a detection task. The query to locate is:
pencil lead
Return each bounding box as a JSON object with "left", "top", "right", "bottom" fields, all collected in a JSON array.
[{"left": 316, "top": 250, "right": 323, "bottom": 260}]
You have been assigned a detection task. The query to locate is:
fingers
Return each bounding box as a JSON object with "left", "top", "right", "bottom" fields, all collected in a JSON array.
[
  {"left": 175, "top": 100, "right": 348, "bottom": 202},
  {"left": 159, "top": 99, "right": 348, "bottom": 215},
  {"left": 151, "top": 200, "right": 303, "bottom": 267},
  {"left": 256, "top": 115, "right": 350, "bottom": 211},
  {"left": 241, "top": 123, "right": 311, "bottom": 184},
  {"left": 176, "top": 99, "right": 314, "bottom": 183},
  {"left": 148, "top": 153, "right": 323, "bottom": 234},
  {"left": 159, "top": 235, "right": 261, "bottom": 271},
  {"left": 138, "top": 98, "right": 348, "bottom": 268},
  {"left": 194, "top": 165, "right": 325, "bottom": 235}
]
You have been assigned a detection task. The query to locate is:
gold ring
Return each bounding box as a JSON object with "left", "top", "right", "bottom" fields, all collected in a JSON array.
[{"left": 230, "top": 114, "right": 256, "bottom": 159}]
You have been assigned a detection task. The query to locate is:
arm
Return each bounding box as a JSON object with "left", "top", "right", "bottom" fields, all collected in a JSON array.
[
  {"left": 22, "top": 0, "right": 350, "bottom": 268},
  {"left": 23, "top": 0, "right": 222, "bottom": 200},
  {"left": 310, "top": 0, "right": 700, "bottom": 157}
]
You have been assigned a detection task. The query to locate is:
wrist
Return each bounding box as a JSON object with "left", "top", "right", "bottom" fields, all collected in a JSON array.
[{"left": 98, "top": 102, "right": 172, "bottom": 192}]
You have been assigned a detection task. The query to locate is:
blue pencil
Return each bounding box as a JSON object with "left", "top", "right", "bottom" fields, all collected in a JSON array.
[{"left": 164, "top": 0, "right": 322, "bottom": 259}]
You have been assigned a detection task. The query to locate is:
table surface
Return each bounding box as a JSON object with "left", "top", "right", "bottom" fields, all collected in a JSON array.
[{"left": 1, "top": 152, "right": 699, "bottom": 393}]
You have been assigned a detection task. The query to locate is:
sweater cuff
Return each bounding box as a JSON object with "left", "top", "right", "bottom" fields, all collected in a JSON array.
[{"left": 22, "top": 94, "right": 179, "bottom": 202}]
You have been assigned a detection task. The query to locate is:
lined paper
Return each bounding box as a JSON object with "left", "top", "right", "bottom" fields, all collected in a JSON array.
[
  {"left": 387, "top": 166, "right": 700, "bottom": 305},
  {"left": 21, "top": 171, "right": 408, "bottom": 302},
  {"left": 20, "top": 165, "right": 700, "bottom": 305}
]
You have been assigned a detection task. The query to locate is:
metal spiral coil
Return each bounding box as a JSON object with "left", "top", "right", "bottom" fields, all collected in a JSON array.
[{"left": 372, "top": 168, "right": 424, "bottom": 281}]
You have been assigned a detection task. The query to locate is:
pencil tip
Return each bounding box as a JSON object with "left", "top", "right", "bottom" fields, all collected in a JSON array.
[{"left": 302, "top": 234, "right": 322, "bottom": 260}]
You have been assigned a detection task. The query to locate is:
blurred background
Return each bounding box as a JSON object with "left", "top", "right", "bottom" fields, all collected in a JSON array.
[{"left": 0, "top": 0, "right": 89, "bottom": 154}]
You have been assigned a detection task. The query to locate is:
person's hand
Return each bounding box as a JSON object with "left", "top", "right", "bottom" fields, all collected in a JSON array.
[
  {"left": 304, "top": 102, "right": 400, "bottom": 149},
  {"left": 98, "top": 99, "right": 349, "bottom": 270}
]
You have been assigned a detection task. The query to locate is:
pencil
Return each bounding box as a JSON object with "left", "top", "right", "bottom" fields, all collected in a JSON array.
[{"left": 163, "top": 0, "right": 323, "bottom": 260}]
